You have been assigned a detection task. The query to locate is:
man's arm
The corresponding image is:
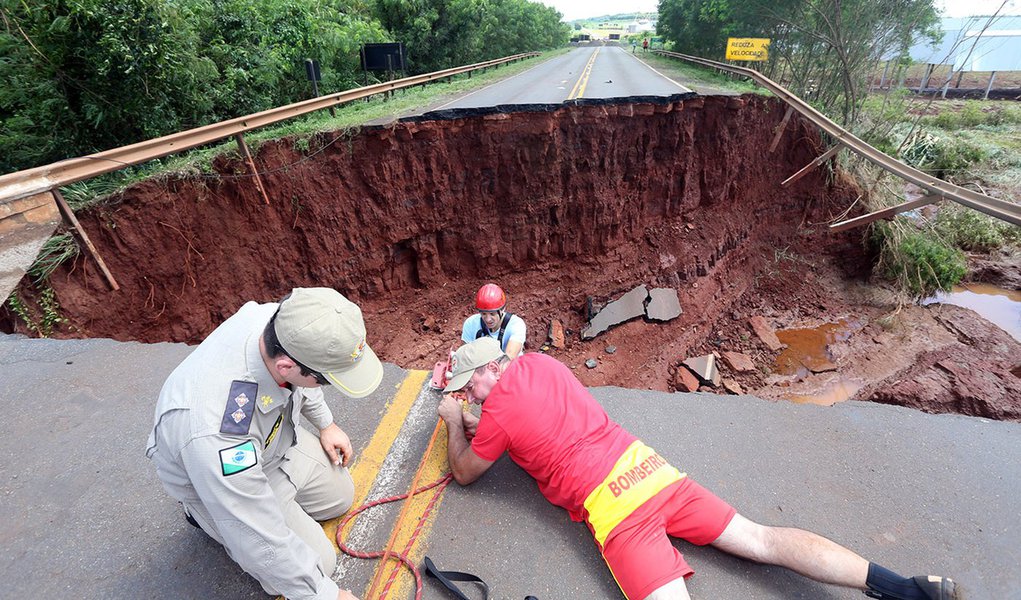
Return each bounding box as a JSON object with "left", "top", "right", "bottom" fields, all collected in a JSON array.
[
  {"left": 438, "top": 395, "right": 494, "bottom": 485},
  {"left": 503, "top": 340, "right": 523, "bottom": 359},
  {"left": 182, "top": 433, "right": 340, "bottom": 600}
]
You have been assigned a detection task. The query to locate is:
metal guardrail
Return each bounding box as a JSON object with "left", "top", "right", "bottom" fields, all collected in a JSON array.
[
  {"left": 654, "top": 50, "right": 1021, "bottom": 228},
  {"left": 0, "top": 52, "right": 540, "bottom": 205}
]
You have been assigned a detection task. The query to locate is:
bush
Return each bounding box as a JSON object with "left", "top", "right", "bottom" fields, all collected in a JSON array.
[
  {"left": 873, "top": 221, "right": 967, "bottom": 298},
  {"left": 933, "top": 205, "right": 1020, "bottom": 252},
  {"left": 900, "top": 132, "right": 986, "bottom": 180}
]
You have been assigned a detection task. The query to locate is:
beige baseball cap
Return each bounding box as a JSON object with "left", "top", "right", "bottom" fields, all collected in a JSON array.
[
  {"left": 274, "top": 288, "right": 383, "bottom": 398},
  {"left": 443, "top": 337, "right": 506, "bottom": 393}
]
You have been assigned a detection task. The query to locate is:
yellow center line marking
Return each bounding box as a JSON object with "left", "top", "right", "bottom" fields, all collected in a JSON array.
[
  {"left": 364, "top": 420, "right": 449, "bottom": 600},
  {"left": 568, "top": 48, "right": 600, "bottom": 100},
  {"left": 322, "top": 370, "right": 429, "bottom": 548}
]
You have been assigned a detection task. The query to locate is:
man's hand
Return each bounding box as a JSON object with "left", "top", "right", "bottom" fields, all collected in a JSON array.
[
  {"left": 337, "top": 588, "right": 359, "bottom": 600},
  {"left": 320, "top": 423, "right": 354, "bottom": 466},
  {"left": 437, "top": 393, "right": 464, "bottom": 424},
  {"left": 461, "top": 410, "right": 479, "bottom": 439}
]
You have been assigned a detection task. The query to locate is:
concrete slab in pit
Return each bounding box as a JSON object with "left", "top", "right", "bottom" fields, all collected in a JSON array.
[{"left": 1, "top": 334, "right": 1019, "bottom": 599}]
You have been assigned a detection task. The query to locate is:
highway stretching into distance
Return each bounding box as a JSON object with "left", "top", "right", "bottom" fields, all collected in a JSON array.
[{"left": 435, "top": 45, "right": 691, "bottom": 108}]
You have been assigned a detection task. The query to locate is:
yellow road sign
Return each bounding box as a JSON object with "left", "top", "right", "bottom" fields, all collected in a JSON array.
[{"left": 726, "top": 38, "right": 770, "bottom": 61}]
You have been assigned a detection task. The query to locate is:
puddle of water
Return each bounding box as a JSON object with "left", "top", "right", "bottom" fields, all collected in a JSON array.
[
  {"left": 922, "top": 283, "right": 1021, "bottom": 343},
  {"left": 787, "top": 378, "right": 862, "bottom": 406},
  {"left": 773, "top": 320, "right": 857, "bottom": 376},
  {"left": 773, "top": 321, "right": 861, "bottom": 406}
]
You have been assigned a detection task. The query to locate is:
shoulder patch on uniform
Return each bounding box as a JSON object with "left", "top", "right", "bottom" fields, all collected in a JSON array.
[
  {"left": 219, "top": 440, "right": 258, "bottom": 476},
  {"left": 220, "top": 380, "right": 258, "bottom": 435}
]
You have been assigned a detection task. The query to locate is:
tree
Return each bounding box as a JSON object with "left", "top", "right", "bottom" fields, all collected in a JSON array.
[{"left": 656, "top": 0, "right": 940, "bottom": 123}]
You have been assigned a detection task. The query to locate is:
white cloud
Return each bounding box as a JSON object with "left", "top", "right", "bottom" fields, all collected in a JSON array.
[
  {"left": 539, "top": 0, "right": 1020, "bottom": 22},
  {"left": 538, "top": 0, "right": 658, "bottom": 22},
  {"left": 936, "top": 0, "right": 1020, "bottom": 17}
]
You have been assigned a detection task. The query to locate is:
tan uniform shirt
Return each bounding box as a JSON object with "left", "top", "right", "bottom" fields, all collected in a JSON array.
[{"left": 146, "top": 301, "right": 338, "bottom": 600}]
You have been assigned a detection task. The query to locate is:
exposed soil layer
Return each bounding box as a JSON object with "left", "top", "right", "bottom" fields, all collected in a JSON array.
[{"left": 5, "top": 95, "right": 1019, "bottom": 421}]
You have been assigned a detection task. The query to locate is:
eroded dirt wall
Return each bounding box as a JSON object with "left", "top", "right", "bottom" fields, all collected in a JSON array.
[{"left": 3, "top": 95, "right": 856, "bottom": 389}]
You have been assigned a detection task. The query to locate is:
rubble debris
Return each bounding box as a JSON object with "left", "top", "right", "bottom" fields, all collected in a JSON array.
[
  {"left": 581, "top": 285, "right": 648, "bottom": 340},
  {"left": 549, "top": 319, "right": 566, "bottom": 349},
  {"left": 646, "top": 288, "right": 682, "bottom": 321},
  {"left": 605, "top": 345, "right": 617, "bottom": 354},
  {"left": 721, "top": 351, "right": 756, "bottom": 373},
  {"left": 683, "top": 354, "right": 721, "bottom": 387},
  {"left": 581, "top": 285, "right": 682, "bottom": 340},
  {"left": 722, "top": 379, "right": 744, "bottom": 395},
  {"left": 748, "top": 316, "right": 785, "bottom": 351},
  {"left": 585, "top": 358, "right": 598, "bottom": 369},
  {"left": 422, "top": 315, "right": 439, "bottom": 331},
  {"left": 673, "top": 367, "right": 700, "bottom": 392}
]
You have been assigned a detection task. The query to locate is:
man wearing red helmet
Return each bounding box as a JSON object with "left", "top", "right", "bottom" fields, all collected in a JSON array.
[{"left": 460, "top": 283, "right": 527, "bottom": 359}]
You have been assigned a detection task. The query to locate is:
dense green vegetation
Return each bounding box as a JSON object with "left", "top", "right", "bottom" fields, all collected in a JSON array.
[
  {"left": 853, "top": 95, "right": 1021, "bottom": 297},
  {"left": 656, "top": 0, "right": 940, "bottom": 124},
  {"left": 0, "top": 0, "right": 568, "bottom": 173}
]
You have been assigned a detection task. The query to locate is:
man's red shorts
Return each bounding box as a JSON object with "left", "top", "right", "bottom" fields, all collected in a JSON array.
[{"left": 595, "top": 477, "right": 736, "bottom": 600}]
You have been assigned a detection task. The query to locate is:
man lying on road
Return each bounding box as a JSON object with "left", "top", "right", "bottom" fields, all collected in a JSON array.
[{"left": 437, "top": 337, "right": 960, "bottom": 600}]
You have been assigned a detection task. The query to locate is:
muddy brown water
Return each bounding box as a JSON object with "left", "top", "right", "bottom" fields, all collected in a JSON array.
[
  {"left": 924, "top": 283, "right": 1021, "bottom": 342},
  {"left": 14, "top": 95, "right": 1016, "bottom": 421}
]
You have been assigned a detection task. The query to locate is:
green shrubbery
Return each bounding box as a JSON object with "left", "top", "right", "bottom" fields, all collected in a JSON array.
[
  {"left": 872, "top": 221, "right": 967, "bottom": 298},
  {"left": 933, "top": 205, "right": 1021, "bottom": 251},
  {"left": 900, "top": 132, "right": 987, "bottom": 180},
  {"left": 0, "top": 0, "right": 569, "bottom": 173}
]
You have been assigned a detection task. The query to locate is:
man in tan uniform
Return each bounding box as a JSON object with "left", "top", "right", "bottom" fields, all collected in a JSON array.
[{"left": 147, "top": 288, "right": 383, "bottom": 600}]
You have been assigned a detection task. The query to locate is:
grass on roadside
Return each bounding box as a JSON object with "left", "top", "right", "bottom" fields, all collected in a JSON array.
[
  {"left": 640, "top": 52, "right": 765, "bottom": 96},
  {"left": 56, "top": 49, "right": 570, "bottom": 211}
]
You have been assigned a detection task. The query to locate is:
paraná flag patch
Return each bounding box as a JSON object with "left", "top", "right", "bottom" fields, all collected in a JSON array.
[{"left": 219, "top": 440, "right": 258, "bottom": 476}]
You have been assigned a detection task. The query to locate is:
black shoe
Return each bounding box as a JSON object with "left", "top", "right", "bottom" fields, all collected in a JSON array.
[
  {"left": 184, "top": 509, "right": 202, "bottom": 530},
  {"left": 864, "top": 576, "right": 960, "bottom": 600},
  {"left": 912, "top": 576, "right": 959, "bottom": 600}
]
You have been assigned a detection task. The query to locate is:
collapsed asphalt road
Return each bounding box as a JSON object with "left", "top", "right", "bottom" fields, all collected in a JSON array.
[{"left": 1, "top": 334, "right": 1018, "bottom": 599}]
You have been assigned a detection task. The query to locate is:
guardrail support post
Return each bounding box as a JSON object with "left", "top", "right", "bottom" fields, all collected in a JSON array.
[
  {"left": 984, "top": 72, "right": 996, "bottom": 100},
  {"left": 781, "top": 144, "right": 843, "bottom": 188},
  {"left": 53, "top": 189, "right": 119, "bottom": 291},
  {"left": 769, "top": 107, "right": 795, "bottom": 153},
  {"left": 234, "top": 134, "right": 271, "bottom": 206},
  {"left": 829, "top": 195, "right": 942, "bottom": 232}
]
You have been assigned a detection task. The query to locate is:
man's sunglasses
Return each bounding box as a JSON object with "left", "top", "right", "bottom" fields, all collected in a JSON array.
[{"left": 288, "top": 354, "right": 330, "bottom": 385}]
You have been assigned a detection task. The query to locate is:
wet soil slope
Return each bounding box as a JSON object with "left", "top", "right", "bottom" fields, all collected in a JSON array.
[{"left": 4, "top": 95, "right": 854, "bottom": 388}]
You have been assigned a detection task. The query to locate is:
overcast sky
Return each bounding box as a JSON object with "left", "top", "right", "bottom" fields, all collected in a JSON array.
[{"left": 538, "top": 0, "right": 1020, "bottom": 23}]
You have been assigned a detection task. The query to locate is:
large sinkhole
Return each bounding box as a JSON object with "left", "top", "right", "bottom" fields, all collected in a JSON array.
[{"left": 2, "top": 95, "right": 868, "bottom": 392}]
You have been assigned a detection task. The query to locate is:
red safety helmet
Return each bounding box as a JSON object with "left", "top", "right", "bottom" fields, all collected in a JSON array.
[{"left": 474, "top": 283, "right": 507, "bottom": 311}]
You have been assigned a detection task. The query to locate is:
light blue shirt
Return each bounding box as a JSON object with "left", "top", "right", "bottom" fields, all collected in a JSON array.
[{"left": 461, "top": 313, "right": 527, "bottom": 351}]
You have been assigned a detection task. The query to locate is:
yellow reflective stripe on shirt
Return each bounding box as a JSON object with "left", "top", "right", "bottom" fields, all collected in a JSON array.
[{"left": 583, "top": 440, "right": 685, "bottom": 545}]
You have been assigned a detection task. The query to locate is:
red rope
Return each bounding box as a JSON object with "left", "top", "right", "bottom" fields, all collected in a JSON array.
[{"left": 336, "top": 473, "right": 454, "bottom": 600}]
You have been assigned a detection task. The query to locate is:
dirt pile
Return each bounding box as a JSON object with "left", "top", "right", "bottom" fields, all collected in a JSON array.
[{"left": 7, "top": 94, "right": 1016, "bottom": 420}]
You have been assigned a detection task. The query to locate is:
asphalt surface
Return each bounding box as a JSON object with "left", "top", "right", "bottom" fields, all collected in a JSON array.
[
  {"left": 431, "top": 46, "right": 689, "bottom": 111},
  {"left": 2, "top": 333, "right": 1019, "bottom": 599}
]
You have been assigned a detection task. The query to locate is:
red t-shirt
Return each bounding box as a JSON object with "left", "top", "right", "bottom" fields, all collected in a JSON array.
[{"left": 471, "top": 353, "right": 637, "bottom": 521}]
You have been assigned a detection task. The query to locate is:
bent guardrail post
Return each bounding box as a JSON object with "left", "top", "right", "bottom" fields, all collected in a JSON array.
[
  {"left": 53, "top": 190, "right": 119, "bottom": 291},
  {"left": 781, "top": 143, "right": 844, "bottom": 188},
  {"left": 830, "top": 194, "right": 943, "bottom": 232}
]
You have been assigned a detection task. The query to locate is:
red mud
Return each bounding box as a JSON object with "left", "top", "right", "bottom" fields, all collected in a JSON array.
[{"left": 4, "top": 95, "right": 1019, "bottom": 421}]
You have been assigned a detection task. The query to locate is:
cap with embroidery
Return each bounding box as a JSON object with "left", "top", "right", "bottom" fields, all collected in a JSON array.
[
  {"left": 275, "top": 288, "right": 383, "bottom": 398},
  {"left": 443, "top": 337, "right": 506, "bottom": 393}
]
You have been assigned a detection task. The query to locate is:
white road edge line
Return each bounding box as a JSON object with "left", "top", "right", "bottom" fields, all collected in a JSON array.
[
  {"left": 334, "top": 382, "right": 438, "bottom": 582},
  {"left": 619, "top": 47, "right": 692, "bottom": 93},
  {"left": 433, "top": 53, "right": 563, "bottom": 110}
]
